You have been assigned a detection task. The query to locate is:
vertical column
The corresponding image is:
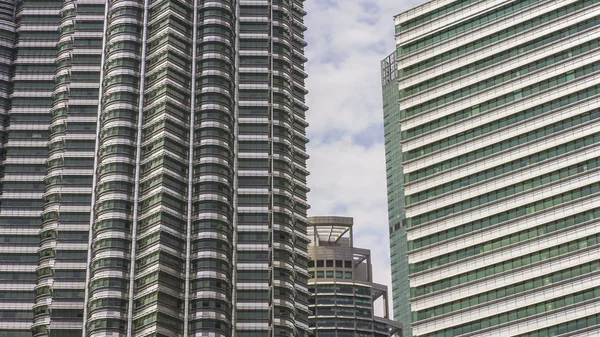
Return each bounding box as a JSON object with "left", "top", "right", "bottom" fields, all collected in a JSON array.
[
  {"left": 230, "top": 0, "right": 241, "bottom": 332},
  {"left": 81, "top": 0, "right": 110, "bottom": 335},
  {"left": 235, "top": 0, "right": 310, "bottom": 335},
  {"left": 269, "top": 0, "right": 298, "bottom": 334},
  {"left": 129, "top": 0, "right": 194, "bottom": 335},
  {"left": 236, "top": 1, "right": 273, "bottom": 334},
  {"left": 0, "top": 1, "right": 31, "bottom": 336},
  {"left": 0, "top": 0, "right": 12, "bottom": 172},
  {"left": 0, "top": 0, "right": 59, "bottom": 336},
  {"left": 184, "top": 0, "right": 199, "bottom": 334},
  {"left": 125, "top": 0, "right": 149, "bottom": 334},
  {"left": 84, "top": 1, "right": 145, "bottom": 335},
  {"left": 188, "top": 0, "right": 235, "bottom": 335},
  {"left": 37, "top": 1, "right": 105, "bottom": 336},
  {"left": 287, "top": 0, "right": 311, "bottom": 334}
]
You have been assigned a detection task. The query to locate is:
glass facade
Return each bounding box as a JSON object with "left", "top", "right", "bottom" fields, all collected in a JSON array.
[
  {"left": 0, "top": 1, "right": 311, "bottom": 337},
  {"left": 384, "top": 0, "right": 600, "bottom": 336},
  {"left": 307, "top": 216, "right": 401, "bottom": 337},
  {"left": 381, "top": 52, "right": 411, "bottom": 337}
]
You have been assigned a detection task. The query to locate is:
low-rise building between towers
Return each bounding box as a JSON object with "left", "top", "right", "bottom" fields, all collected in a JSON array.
[{"left": 307, "top": 216, "right": 402, "bottom": 337}]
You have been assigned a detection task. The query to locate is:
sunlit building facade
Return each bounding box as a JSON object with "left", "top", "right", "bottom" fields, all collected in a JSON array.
[
  {"left": 0, "top": 0, "right": 311, "bottom": 337},
  {"left": 384, "top": 0, "right": 600, "bottom": 336}
]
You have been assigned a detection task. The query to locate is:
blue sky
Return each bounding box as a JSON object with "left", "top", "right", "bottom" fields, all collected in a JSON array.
[{"left": 304, "top": 0, "right": 424, "bottom": 315}]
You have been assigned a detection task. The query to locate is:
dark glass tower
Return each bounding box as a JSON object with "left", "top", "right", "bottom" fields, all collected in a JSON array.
[{"left": 0, "top": 1, "right": 311, "bottom": 337}]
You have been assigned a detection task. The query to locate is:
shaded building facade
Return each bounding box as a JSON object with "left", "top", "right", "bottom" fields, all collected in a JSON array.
[{"left": 307, "top": 216, "right": 401, "bottom": 337}]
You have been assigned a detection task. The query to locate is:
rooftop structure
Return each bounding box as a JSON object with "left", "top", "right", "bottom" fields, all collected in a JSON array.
[{"left": 307, "top": 216, "right": 401, "bottom": 337}]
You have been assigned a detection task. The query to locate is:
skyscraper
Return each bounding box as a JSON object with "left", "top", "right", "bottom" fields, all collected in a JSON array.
[
  {"left": 0, "top": 1, "right": 311, "bottom": 337},
  {"left": 383, "top": 0, "right": 600, "bottom": 336},
  {"left": 307, "top": 216, "right": 401, "bottom": 337}
]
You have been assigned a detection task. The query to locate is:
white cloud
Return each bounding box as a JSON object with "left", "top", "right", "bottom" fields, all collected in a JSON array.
[{"left": 304, "top": 0, "right": 425, "bottom": 317}]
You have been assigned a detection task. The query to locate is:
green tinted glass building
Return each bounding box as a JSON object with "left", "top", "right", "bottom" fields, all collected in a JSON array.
[
  {"left": 0, "top": 1, "right": 311, "bottom": 337},
  {"left": 383, "top": 0, "right": 600, "bottom": 336}
]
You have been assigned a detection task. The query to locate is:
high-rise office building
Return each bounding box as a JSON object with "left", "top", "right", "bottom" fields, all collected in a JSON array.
[
  {"left": 0, "top": 1, "right": 311, "bottom": 337},
  {"left": 383, "top": 0, "right": 600, "bottom": 336},
  {"left": 307, "top": 216, "right": 401, "bottom": 337}
]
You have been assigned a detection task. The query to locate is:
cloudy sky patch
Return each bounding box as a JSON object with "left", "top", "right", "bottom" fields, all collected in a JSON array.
[{"left": 304, "top": 0, "right": 424, "bottom": 315}]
